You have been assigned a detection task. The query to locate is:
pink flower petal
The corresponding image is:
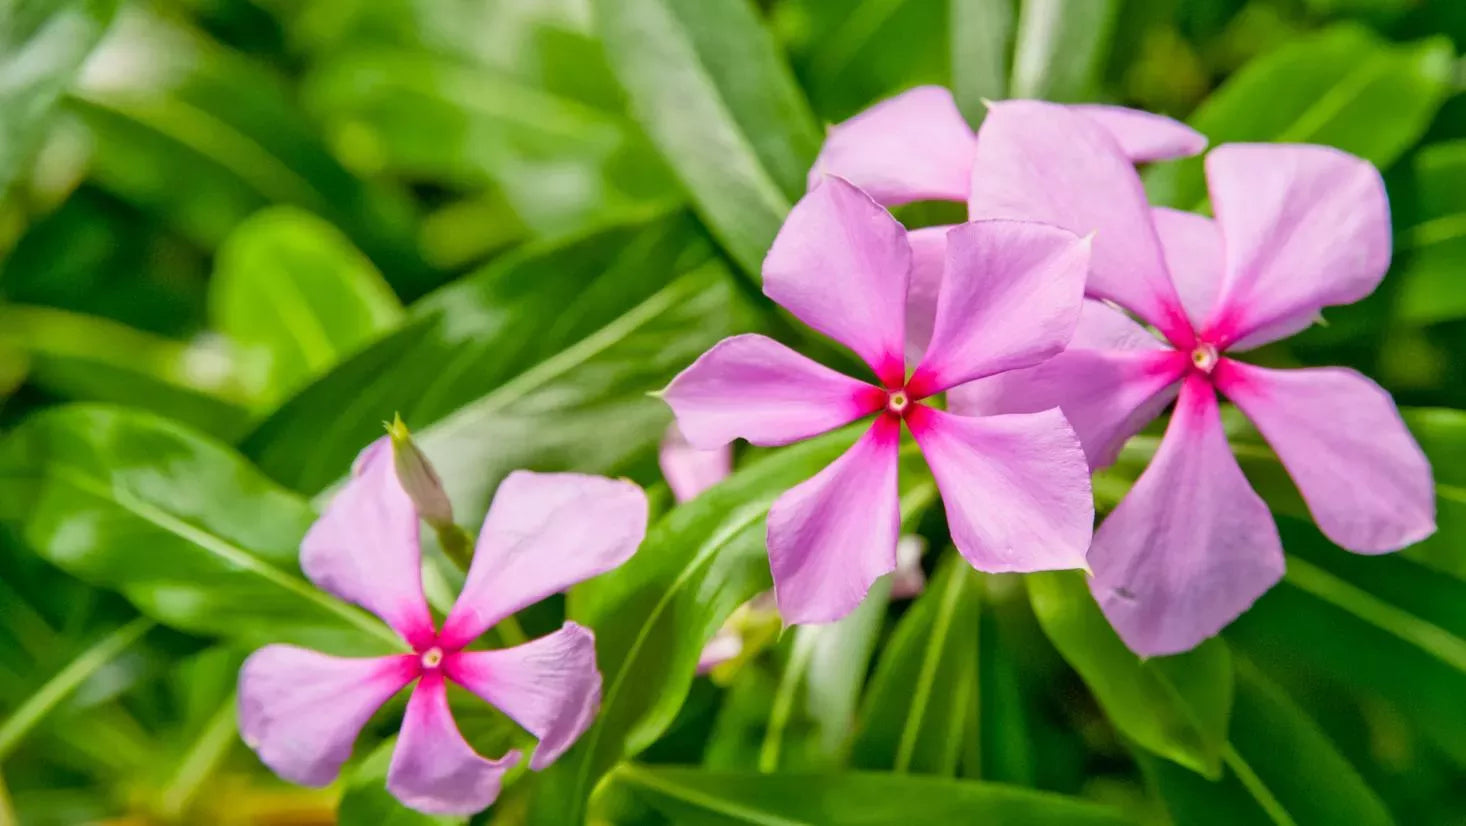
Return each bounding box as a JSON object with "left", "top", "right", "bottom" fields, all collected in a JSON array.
[
  {"left": 764, "top": 177, "right": 911, "bottom": 386},
  {"left": 387, "top": 672, "right": 521, "bottom": 815},
  {"left": 238, "top": 645, "right": 415, "bottom": 786},
  {"left": 696, "top": 627, "right": 744, "bottom": 675},
  {"left": 445, "top": 622, "right": 600, "bottom": 770},
  {"left": 908, "top": 405, "right": 1092, "bottom": 573},
  {"left": 659, "top": 424, "right": 733, "bottom": 502},
  {"left": 903, "top": 225, "right": 953, "bottom": 364},
  {"left": 1089, "top": 376, "right": 1285, "bottom": 656},
  {"left": 1202, "top": 144, "right": 1391, "bottom": 350},
  {"left": 1152, "top": 207, "right": 1222, "bottom": 333},
  {"left": 1215, "top": 360, "right": 1435, "bottom": 552},
  {"left": 1070, "top": 104, "right": 1208, "bottom": 163},
  {"left": 768, "top": 416, "right": 901, "bottom": 625},
  {"left": 440, "top": 472, "right": 647, "bottom": 648},
  {"left": 967, "top": 100, "right": 1191, "bottom": 346},
  {"left": 908, "top": 219, "right": 1091, "bottom": 397},
  {"left": 301, "top": 437, "right": 435, "bottom": 649},
  {"left": 890, "top": 535, "right": 928, "bottom": 600},
  {"left": 662, "top": 334, "right": 883, "bottom": 450},
  {"left": 807, "top": 86, "right": 977, "bottom": 207}
]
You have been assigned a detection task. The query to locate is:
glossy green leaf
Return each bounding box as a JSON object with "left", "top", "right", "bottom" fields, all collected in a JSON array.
[
  {"left": 0, "top": 404, "right": 399, "bottom": 654},
  {"left": 210, "top": 206, "right": 404, "bottom": 405},
  {"left": 595, "top": 0, "right": 822, "bottom": 276},
  {"left": 0, "top": 305, "right": 253, "bottom": 441},
  {"left": 1008, "top": 0, "right": 1120, "bottom": 102},
  {"left": 528, "top": 431, "right": 869, "bottom": 826},
  {"left": 0, "top": 0, "right": 118, "bottom": 194},
  {"left": 245, "top": 212, "right": 755, "bottom": 516},
  {"left": 950, "top": 0, "right": 1016, "bottom": 121},
  {"left": 1028, "top": 569, "right": 1232, "bottom": 778},
  {"left": 599, "top": 764, "right": 1133, "bottom": 825},
  {"left": 1145, "top": 24, "right": 1453, "bottom": 209},
  {"left": 1141, "top": 663, "right": 1393, "bottom": 826},
  {"left": 1394, "top": 142, "right": 1466, "bottom": 328},
  {"left": 852, "top": 551, "right": 980, "bottom": 775}
]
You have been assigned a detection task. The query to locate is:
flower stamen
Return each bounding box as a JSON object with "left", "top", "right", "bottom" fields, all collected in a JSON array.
[
  {"left": 420, "top": 646, "right": 444, "bottom": 670},
  {"left": 1190, "top": 343, "right": 1219, "bottom": 374},
  {"left": 886, "top": 390, "right": 909, "bottom": 415}
]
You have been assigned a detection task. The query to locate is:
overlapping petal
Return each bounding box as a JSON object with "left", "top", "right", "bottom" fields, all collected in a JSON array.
[
  {"left": 300, "top": 438, "right": 435, "bottom": 648},
  {"left": 659, "top": 424, "right": 733, "bottom": 502},
  {"left": 907, "top": 406, "right": 1092, "bottom": 572},
  {"left": 909, "top": 219, "right": 1090, "bottom": 397},
  {"left": 1202, "top": 143, "right": 1391, "bottom": 350},
  {"left": 1070, "top": 105, "right": 1207, "bottom": 163},
  {"left": 440, "top": 472, "right": 646, "bottom": 648},
  {"left": 662, "top": 334, "right": 883, "bottom": 449},
  {"left": 967, "top": 100, "right": 1191, "bottom": 345},
  {"left": 768, "top": 416, "right": 901, "bottom": 624},
  {"left": 238, "top": 646, "right": 415, "bottom": 786},
  {"left": 903, "top": 225, "right": 953, "bottom": 363},
  {"left": 764, "top": 177, "right": 911, "bottom": 385},
  {"left": 807, "top": 86, "right": 977, "bottom": 207},
  {"left": 1215, "top": 361, "right": 1435, "bottom": 553},
  {"left": 1152, "top": 207, "right": 1223, "bottom": 333},
  {"left": 446, "top": 623, "right": 601, "bottom": 770},
  {"left": 387, "top": 672, "right": 522, "bottom": 815},
  {"left": 1088, "top": 377, "right": 1285, "bottom": 656}
]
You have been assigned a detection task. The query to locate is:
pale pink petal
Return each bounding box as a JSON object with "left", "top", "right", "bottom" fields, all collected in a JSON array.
[
  {"left": 697, "top": 627, "right": 744, "bottom": 675},
  {"left": 808, "top": 86, "right": 976, "bottom": 207},
  {"left": 1215, "top": 361, "right": 1435, "bottom": 552},
  {"left": 764, "top": 177, "right": 911, "bottom": 385},
  {"left": 1071, "top": 104, "right": 1207, "bottom": 163},
  {"left": 439, "top": 472, "right": 647, "bottom": 648},
  {"left": 967, "top": 100, "right": 1191, "bottom": 346},
  {"left": 445, "top": 623, "right": 600, "bottom": 770},
  {"left": 1069, "top": 298, "right": 1170, "bottom": 352},
  {"left": 908, "top": 406, "right": 1092, "bottom": 572},
  {"left": 904, "top": 225, "right": 953, "bottom": 364},
  {"left": 1202, "top": 144, "right": 1391, "bottom": 350},
  {"left": 659, "top": 424, "right": 732, "bottom": 502},
  {"left": 908, "top": 219, "right": 1091, "bottom": 397},
  {"left": 662, "top": 334, "right": 882, "bottom": 449},
  {"left": 1089, "top": 376, "right": 1285, "bottom": 656},
  {"left": 387, "top": 672, "right": 521, "bottom": 815},
  {"left": 1152, "top": 207, "right": 1222, "bottom": 333},
  {"left": 301, "top": 437, "right": 435, "bottom": 649},
  {"left": 238, "top": 646, "right": 415, "bottom": 787},
  {"left": 890, "top": 535, "right": 927, "bottom": 600},
  {"left": 768, "top": 416, "right": 901, "bottom": 625}
]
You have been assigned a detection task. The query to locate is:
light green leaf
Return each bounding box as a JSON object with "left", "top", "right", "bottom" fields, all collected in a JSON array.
[
  {"left": 598, "top": 764, "right": 1134, "bottom": 825},
  {"left": 210, "top": 206, "right": 404, "bottom": 405},
  {"left": 1394, "top": 142, "right": 1466, "bottom": 328},
  {"left": 950, "top": 0, "right": 1016, "bottom": 121},
  {"left": 1028, "top": 569, "right": 1232, "bottom": 778},
  {"left": 595, "top": 0, "right": 822, "bottom": 276},
  {"left": 0, "top": 404, "right": 399, "bottom": 654},
  {"left": 1008, "top": 0, "right": 1121, "bottom": 102}
]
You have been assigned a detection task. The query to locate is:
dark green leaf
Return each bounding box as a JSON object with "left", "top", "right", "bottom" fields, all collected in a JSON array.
[
  {"left": 950, "top": 0, "right": 1016, "bottom": 120},
  {"left": 1028, "top": 569, "right": 1232, "bottom": 778},
  {"left": 1394, "top": 142, "right": 1466, "bottom": 328},
  {"left": 595, "top": 0, "right": 822, "bottom": 276}
]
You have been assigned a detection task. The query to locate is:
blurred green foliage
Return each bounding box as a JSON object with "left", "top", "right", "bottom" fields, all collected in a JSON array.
[{"left": 4, "top": 0, "right": 1466, "bottom": 824}]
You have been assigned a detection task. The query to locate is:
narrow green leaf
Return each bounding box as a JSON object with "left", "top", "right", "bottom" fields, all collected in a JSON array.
[
  {"left": 0, "top": 405, "right": 400, "bottom": 653},
  {"left": 1144, "top": 25, "right": 1453, "bottom": 209},
  {"left": 1008, "top": 0, "right": 1121, "bottom": 102},
  {"left": 600, "top": 764, "right": 1133, "bottom": 825},
  {"left": 595, "top": 0, "right": 822, "bottom": 276},
  {"left": 950, "top": 0, "right": 1016, "bottom": 120},
  {"left": 1027, "top": 569, "right": 1232, "bottom": 778},
  {"left": 157, "top": 692, "right": 239, "bottom": 819},
  {"left": 1394, "top": 142, "right": 1466, "bottom": 327}
]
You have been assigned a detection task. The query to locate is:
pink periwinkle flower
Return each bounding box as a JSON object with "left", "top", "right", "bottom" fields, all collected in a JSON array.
[
  {"left": 238, "top": 439, "right": 647, "bottom": 814},
  {"left": 949, "top": 100, "right": 1435, "bottom": 656},
  {"left": 662, "top": 175, "right": 1096, "bottom": 625}
]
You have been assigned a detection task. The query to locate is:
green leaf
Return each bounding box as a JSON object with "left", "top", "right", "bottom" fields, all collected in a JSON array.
[
  {"left": 598, "top": 764, "right": 1133, "bottom": 825},
  {"left": 338, "top": 739, "right": 462, "bottom": 826},
  {"left": 1394, "top": 142, "right": 1466, "bottom": 328},
  {"left": 852, "top": 551, "right": 981, "bottom": 775},
  {"left": 595, "top": 0, "right": 822, "bottom": 276},
  {"left": 1141, "top": 662, "right": 1393, "bottom": 826},
  {"left": 1008, "top": 0, "right": 1121, "bottom": 102},
  {"left": 0, "top": 0, "right": 119, "bottom": 194},
  {"left": 0, "top": 404, "right": 399, "bottom": 654},
  {"left": 0, "top": 305, "right": 253, "bottom": 441},
  {"left": 527, "top": 431, "right": 866, "bottom": 826},
  {"left": 244, "top": 212, "right": 754, "bottom": 515},
  {"left": 1027, "top": 569, "right": 1232, "bottom": 778},
  {"left": 950, "top": 0, "right": 1016, "bottom": 121},
  {"left": 210, "top": 206, "right": 404, "bottom": 405},
  {"left": 1144, "top": 24, "right": 1453, "bottom": 209}
]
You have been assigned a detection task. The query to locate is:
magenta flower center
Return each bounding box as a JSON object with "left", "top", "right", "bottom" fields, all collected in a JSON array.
[
  {"left": 1190, "top": 342, "right": 1220, "bottom": 374},
  {"left": 419, "top": 646, "right": 444, "bottom": 670},
  {"left": 886, "top": 389, "right": 910, "bottom": 415}
]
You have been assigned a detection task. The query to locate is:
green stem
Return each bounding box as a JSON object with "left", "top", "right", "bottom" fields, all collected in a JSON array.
[
  {"left": 758, "top": 630, "right": 818, "bottom": 772},
  {"left": 1223, "top": 743, "right": 1298, "bottom": 826},
  {"left": 158, "top": 693, "right": 239, "bottom": 820}
]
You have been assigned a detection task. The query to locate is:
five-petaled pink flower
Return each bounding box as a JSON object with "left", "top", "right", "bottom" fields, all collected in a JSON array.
[
  {"left": 662, "top": 175, "right": 1096, "bottom": 625},
  {"left": 238, "top": 439, "right": 646, "bottom": 814},
  {"left": 948, "top": 100, "right": 1435, "bottom": 655}
]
